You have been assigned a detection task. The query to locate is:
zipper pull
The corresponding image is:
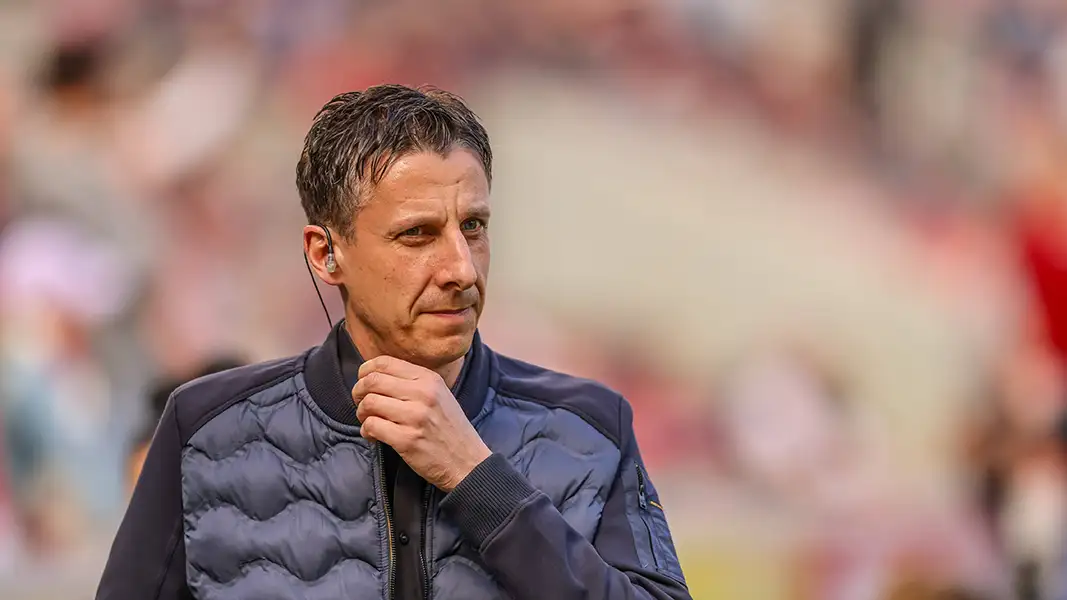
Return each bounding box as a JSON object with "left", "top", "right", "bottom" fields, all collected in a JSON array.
[{"left": 635, "top": 463, "right": 648, "bottom": 510}]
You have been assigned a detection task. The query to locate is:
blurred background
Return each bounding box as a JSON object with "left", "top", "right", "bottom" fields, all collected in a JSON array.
[{"left": 5, "top": 0, "right": 1067, "bottom": 598}]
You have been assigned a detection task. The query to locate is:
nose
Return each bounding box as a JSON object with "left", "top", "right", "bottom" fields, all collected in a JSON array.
[{"left": 436, "top": 230, "right": 478, "bottom": 291}]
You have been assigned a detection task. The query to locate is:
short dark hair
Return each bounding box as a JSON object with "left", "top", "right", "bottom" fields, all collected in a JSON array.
[{"left": 295, "top": 84, "right": 493, "bottom": 238}]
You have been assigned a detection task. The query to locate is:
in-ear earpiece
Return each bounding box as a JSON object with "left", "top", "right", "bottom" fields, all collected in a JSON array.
[
  {"left": 304, "top": 224, "right": 338, "bottom": 330},
  {"left": 321, "top": 225, "right": 337, "bottom": 273}
]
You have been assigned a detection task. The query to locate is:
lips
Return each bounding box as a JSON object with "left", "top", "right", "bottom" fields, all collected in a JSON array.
[{"left": 425, "top": 307, "right": 471, "bottom": 315}]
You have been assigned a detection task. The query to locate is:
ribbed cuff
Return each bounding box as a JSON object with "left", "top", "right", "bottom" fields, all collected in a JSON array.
[{"left": 439, "top": 453, "right": 538, "bottom": 549}]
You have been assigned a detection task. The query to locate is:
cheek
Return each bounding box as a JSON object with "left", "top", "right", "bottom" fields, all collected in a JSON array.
[
  {"left": 475, "top": 243, "right": 491, "bottom": 281},
  {"left": 350, "top": 261, "right": 421, "bottom": 305},
  {"left": 390, "top": 257, "right": 438, "bottom": 299}
]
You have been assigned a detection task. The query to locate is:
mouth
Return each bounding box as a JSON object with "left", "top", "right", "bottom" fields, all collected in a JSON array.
[{"left": 423, "top": 307, "right": 473, "bottom": 317}]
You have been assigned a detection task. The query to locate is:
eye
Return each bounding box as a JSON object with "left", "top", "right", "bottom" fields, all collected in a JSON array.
[
  {"left": 461, "top": 218, "right": 486, "bottom": 233},
  {"left": 400, "top": 226, "right": 423, "bottom": 237}
]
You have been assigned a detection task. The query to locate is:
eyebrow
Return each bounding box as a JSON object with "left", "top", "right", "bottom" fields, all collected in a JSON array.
[
  {"left": 388, "top": 199, "right": 490, "bottom": 231},
  {"left": 466, "top": 204, "right": 491, "bottom": 220}
]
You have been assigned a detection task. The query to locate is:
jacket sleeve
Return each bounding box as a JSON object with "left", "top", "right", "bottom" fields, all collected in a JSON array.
[
  {"left": 96, "top": 398, "right": 193, "bottom": 600},
  {"left": 439, "top": 400, "right": 692, "bottom": 600}
]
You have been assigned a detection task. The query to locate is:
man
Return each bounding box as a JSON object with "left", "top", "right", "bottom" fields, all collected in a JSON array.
[{"left": 96, "top": 84, "right": 691, "bottom": 600}]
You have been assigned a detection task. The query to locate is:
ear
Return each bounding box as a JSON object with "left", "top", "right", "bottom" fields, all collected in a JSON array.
[{"left": 303, "top": 225, "right": 343, "bottom": 286}]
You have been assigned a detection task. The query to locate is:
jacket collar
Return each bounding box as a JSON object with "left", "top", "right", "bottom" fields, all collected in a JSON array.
[{"left": 304, "top": 320, "right": 490, "bottom": 427}]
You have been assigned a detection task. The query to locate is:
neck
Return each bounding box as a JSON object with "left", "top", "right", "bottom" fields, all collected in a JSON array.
[
  {"left": 434, "top": 358, "right": 466, "bottom": 389},
  {"left": 343, "top": 318, "right": 466, "bottom": 388}
]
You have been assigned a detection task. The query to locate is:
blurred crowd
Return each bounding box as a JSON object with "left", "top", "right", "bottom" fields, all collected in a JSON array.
[{"left": 3, "top": 0, "right": 1067, "bottom": 598}]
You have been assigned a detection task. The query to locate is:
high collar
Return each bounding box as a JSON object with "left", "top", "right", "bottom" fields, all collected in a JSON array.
[{"left": 303, "top": 320, "right": 490, "bottom": 427}]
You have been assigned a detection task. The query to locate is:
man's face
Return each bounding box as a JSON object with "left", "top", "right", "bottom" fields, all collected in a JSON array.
[{"left": 335, "top": 148, "right": 490, "bottom": 369}]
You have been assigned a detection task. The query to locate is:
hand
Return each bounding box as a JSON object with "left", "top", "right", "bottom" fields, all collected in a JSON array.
[{"left": 353, "top": 356, "right": 492, "bottom": 492}]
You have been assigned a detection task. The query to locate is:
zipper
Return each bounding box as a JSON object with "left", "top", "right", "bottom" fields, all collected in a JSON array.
[
  {"left": 378, "top": 444, "right": 396, "bottom": 600},
  {"left": 634, "top": 462, "right": 659, "bottom": 569},
  {"left": 420, "top": 486, "right": 433, "bottom": 600},
  {"left": 635, "top": 462, "right": 648, "bottom": 510}
]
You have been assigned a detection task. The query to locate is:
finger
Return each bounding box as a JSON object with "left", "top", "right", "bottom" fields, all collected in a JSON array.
[
  {"left": 356, "top": 392, "right": 423, "bottom": 425},
  {"left": 359, "top": 415, "right": 408, "bottom": 448},
  {"left": 352, "top": 371, "right": 419, "bottom": 403},
  {"left": 358, "top": 355, "right": 433, "bottom": 381}
]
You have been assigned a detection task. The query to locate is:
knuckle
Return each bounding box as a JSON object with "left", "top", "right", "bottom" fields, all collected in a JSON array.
[
  {"left": 417, "top": 383, "right": 437, "bottom": 403},
  {"left": 412, "top": 422, "right": 428, "bottom": 441},
  {"left": 356, "top": 398, "right": 372, "bottom": 419},
  {"left": 412, "top": 405, "right": 430, "bottom": 425}
]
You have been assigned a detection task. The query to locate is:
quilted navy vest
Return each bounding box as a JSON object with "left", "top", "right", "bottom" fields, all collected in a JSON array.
[{"left": 178, "top": 336, "right": 624, "bottom": 600}]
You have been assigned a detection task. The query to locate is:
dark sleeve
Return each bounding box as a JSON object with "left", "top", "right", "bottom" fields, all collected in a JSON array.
[
  {"left": 439, "top": 401, "right": 692, "bottom": 600},
  {"left": 96, "top": 398, "right": 192, "bottom": 600}
]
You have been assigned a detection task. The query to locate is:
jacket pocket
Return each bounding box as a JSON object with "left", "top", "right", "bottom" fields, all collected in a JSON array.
[{"left": 634, "top": 462, "right": 686, "bottom": 584}]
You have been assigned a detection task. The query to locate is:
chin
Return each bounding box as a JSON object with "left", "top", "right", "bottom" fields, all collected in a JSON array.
[{"left": 411, "top": 329, "right": 475, "bottom": 369}]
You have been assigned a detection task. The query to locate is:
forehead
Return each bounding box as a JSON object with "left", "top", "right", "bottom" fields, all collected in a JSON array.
[{"left": 363, "top": 148, "right": 489, "bottom": 212}]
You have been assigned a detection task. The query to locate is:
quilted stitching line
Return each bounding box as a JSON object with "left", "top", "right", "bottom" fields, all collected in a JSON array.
[
  {"left": 185, "top": 436, "right": 362, "bottom": 473},
  {"left": 199, "top": 556, "right": 377, "bottom": 588},
  {"left": 190, "top": 392, "right": 352, "bottom": 456},
  {"left": 190, "top": 497, "right": 369, "bottom": 527}
]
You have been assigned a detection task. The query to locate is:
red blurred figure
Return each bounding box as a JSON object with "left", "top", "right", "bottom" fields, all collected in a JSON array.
[{"left": 1017, "top": 193, "right": 1067, "bottom": 364}]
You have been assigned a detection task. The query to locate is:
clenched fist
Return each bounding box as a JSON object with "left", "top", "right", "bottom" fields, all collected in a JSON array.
[{"left": 353, "top": 355, "right": 492, "bottom": 492}]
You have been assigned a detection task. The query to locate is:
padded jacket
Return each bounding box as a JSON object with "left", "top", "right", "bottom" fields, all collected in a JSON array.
[{"left": 96, "top": 322, "right": 692, "bottom": 600}]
